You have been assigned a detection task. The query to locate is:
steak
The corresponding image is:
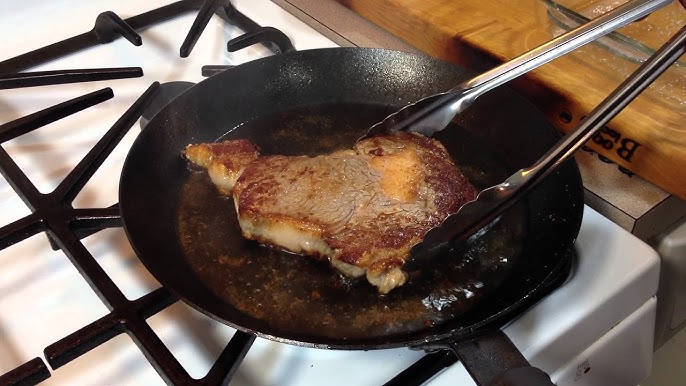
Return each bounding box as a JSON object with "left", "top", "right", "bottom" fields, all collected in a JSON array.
[{"left": 184, "top": 132, "right": 477, "bottom": 294}]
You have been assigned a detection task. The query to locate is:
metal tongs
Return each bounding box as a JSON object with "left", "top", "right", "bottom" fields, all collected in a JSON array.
[
  {"left": 363, "top": 0, "right": 672, "bottom": 139},
  {"left": 402, "top": 4, "right": 686, "bottom": 266}
]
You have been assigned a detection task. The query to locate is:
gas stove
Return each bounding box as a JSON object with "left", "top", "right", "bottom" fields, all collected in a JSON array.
[{"left": 0, "top": 1, "right": 661, "bottom": 385}]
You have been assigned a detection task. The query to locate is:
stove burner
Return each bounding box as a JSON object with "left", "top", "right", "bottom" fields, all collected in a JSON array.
[
  {"left": 0, "top": 0, "right": 294, "bottom": 76},
  {"left": 0, "top": 83, "right": 257, "bottom": 386},
  {"left": 0, "top": 80, "right": 575, "bottom": 385},
  {"left": 0, "top": 1, "right": 572, "bottom": 385},
  {"left": 0, "top": 1, "right": 203, "bottom": 74}
]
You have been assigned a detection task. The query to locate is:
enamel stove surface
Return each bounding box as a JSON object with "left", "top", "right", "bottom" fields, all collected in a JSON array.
[{"left": 0, "top": 1, "right": 659, "bottom": 385}]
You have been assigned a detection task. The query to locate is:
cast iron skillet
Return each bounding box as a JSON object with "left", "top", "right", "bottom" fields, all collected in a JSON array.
[{"left": 120, "top": 48, "right": 583, "bottom": 352}]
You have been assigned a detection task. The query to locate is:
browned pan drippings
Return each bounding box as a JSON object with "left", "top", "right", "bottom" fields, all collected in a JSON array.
[{"left": 176, "top": 103, "right": 526, "bottom": 339}]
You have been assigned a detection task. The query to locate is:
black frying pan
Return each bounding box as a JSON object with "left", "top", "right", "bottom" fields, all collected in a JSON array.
[{"left": 120, "top": 48, "right": 582, "bottom": 354}]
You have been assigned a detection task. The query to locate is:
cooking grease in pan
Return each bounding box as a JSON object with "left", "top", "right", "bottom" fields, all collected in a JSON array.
[{"left": 177, "top": 103, "right": 525, "bottom": 339}]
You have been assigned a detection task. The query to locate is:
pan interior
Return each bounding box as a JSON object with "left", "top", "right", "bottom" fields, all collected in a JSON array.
[
  {"left": 177, "top": 102, "right": 526, "bottom": 339},
  {"left": 120, "top": 48, "right": 583, "bottom": 348}
]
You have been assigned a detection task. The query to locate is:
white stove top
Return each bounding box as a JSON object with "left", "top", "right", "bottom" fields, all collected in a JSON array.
[{"left": 0, "top": 1, "right": 660, "bottom": 385}]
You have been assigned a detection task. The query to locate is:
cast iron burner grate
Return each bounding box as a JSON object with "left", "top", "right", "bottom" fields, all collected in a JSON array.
[{"left": 0, "top": 1, "right": 573, "bottom": 385}]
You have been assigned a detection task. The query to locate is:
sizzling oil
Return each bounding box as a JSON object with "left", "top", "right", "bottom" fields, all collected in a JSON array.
[{"left": 177, "top": 103, "right": 525, "bottom": 339}]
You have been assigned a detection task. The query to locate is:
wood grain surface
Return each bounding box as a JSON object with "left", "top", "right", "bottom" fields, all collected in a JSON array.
[{"left": 335, "top": 0, "right": 686, "bottom": 199}]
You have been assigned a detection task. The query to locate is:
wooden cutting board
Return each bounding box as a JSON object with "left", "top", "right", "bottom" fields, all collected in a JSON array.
[{"left": 335, "top": 0, "right": 686, "bottom": 199}]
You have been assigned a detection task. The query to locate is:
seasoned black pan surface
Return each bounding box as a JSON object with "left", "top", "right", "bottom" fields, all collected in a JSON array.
[{"left": 120, "top": 48, "right": 583, "bottom": 349}]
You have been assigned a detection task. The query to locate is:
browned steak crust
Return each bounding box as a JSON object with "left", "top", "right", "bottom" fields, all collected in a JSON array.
[{"left": 184, "top": 132, "right": 476, "bottom": 294}]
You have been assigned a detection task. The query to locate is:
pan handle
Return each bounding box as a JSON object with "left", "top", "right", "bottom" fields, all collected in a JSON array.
[{"left": 425, "top": 330, "right": 554, "bottom": 386}]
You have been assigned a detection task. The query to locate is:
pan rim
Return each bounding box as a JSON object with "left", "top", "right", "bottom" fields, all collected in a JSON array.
[{"left": 119, "top": 46, "right": 584, "bottom": 350}]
